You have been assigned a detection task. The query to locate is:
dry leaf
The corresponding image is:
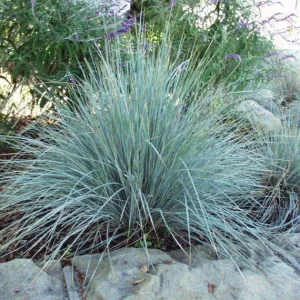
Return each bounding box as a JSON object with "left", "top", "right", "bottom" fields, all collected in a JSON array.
[
  {"left": 140, "top": 265, "right": 149, "bottom": 273},
  {"left": 208, "top": 283, "right": 216, "bottom": 294},
  {"left": 165, "top": 259, "right": 176, "bottom": 264},
  {"left": 131, "top": 279, "right": 145, "bottom": 285}
]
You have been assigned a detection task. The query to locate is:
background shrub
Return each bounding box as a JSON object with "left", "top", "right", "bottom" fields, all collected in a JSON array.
[
  {"left": 130, "top": 0, "right": 277, "bottom": 91},
  {"left": 0, "top": 0, "right": 131, "bottom": 107}
]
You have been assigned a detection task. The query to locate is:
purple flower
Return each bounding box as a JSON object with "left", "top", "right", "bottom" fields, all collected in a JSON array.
[
  {"left": 31, "top": 0, "right": 35, "bottom": 7},
  {"left": 179, "top": 105, "right": 188, "bottom": 120},
  {"left": 181, "top": 105, "right": 188, "bottom": 113},
  {"left": 122, "top": 18, "right": 135, "bottom": 27},
  {"left": 264, "top": 51, "right": 280, "bottom": 58},
  {"left": 106, "top": 21, "right": 132, "bottom": 39},
  {"left": 106, "top": 28, "right": 130, "bottom": 39},
  {"left": 238, "top": 22, "right": 249, "bottom": 29},
  {"left": 169, "top": 0, "right": 177, "bottom": 8},
  {"left": 224, "top": 54, "right": 242, "bottom": 61},
  {"left": 265, "top": 74, "right": 288, "bottom": 79},
  {"left": 261, "top": 13, "right": 284, "bottom": 25},
  {"left": 108, "top": 9, "right": 116, "bottom": 16},
  {"left": 69, "top": 75, "right": 76, "bottom": 85},
  {"left": 276, "top": 14, "right": 297, "bottom": 23},
  {"left": 278, "top": 54, "right": 297, "bottom": 61},
  {"left": 257, "top": 1, "right": 283, "bottom": 8},
  {"left": 116, "top": 27, "right": 131, "bottom": 34},
  {"left": 73, "top": 33, "right": 80, "bottom": 41},
  {"left": 106, "top": 32, "right": 117, "bottom": 39},
  {"left": 281, "top": 35, "right": 300, "bottom": 44}
]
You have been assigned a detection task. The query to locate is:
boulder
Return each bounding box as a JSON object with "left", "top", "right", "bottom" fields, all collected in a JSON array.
[
  {"left": 253, "top": 89, "right": 280, "bottom": 114},
  {"left": 72, "top": 247, "right": 172, "bottom": 299},
  {"left": 0, "top": 259, "right": 65, "bottom": 300},
  {"left": 237, "top": 100, "right": 282, "bottom": 132},
  {"left": 73, "top": 247, "right": 300, "bottom": 300}
]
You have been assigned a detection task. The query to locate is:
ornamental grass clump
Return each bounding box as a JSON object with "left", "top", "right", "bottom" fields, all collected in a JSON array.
[
  {"left": 257, "top": 124, "right": 300, "bottom": 232},
  {"left": 270, "top": 67, "right": 300, "bottom": 107},
  {"left": 0, "top": 39, "right": 271, "bottom": 266}
]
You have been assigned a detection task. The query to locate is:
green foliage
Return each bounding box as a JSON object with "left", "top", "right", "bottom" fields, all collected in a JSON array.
[
  {"left": 130, "top": 0, "right": 276, "bottom": 91},
  {"left": 0, "top": 37, "right": 271, "bottom": 266},
  {"left": 0, "top": 0, "right": 125, "bottom": 107}
]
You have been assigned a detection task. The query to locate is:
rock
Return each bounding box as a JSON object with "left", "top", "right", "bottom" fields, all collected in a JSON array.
[
  {"left": 62, "top": 266, "right": 81, "bottom": 300},
  {"left": 253, "top": 89, "right": 280, "bottom": 114},
  {"left": 72, "top": 248, "right": 172, "bottom": 300},
  {"left": 237, "top": 100, "right": 282, "bottom": 132},
  {"left": 72, "top": 248, "right": 171, "bottom": 281},
  {"left": 74, "top": 247, "right": 300, "bottom": 300},
  {"left": 0, "top": 259, "right": 65, "bottom": 300},
  {"left": 168, "top": 245, "right": 217, "bottom": 267}
]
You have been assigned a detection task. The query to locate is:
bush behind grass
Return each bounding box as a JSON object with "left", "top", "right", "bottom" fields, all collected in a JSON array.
[
  {"left": 0, "top": 0, "right": 279, "bottom": 111},
  {"left": 0, "top": 37, "right": 273, "bottom": 268},
  {"left": 130, "top": 0, "right": 277, "bottom": 90},
  {"left": 0, "top": 0, "right": 128, "bottom": 107}
]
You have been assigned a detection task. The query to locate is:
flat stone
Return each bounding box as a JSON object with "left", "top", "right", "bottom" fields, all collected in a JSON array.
[
  {"left": 72, "top": 247, "right": 171, "bottom": 281},
  {"left": 0, "top": 259, "right": 65, "bottom": 300},
  {"left": 62, "top": 266, "right": 81, "bottom": 300},
  {"left": 74, "top": 247, "right": 300, "bottom": 300}
]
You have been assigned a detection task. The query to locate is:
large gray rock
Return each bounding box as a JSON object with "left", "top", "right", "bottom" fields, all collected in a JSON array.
[
  {"left": 73, "top": 247, "right": 300, "bottom": 300},
  {"left": 73, "top": 247, "right": 172, "bottom": 277},
  {"left": 0, "top": 259, "right": 65, "bottom": 300},
  {"left": 62, "top": 266, "right": 81, "bottom": 300},
  {"left": 237, "top": 100, "right": 282, "bottom": 132},
  {"left": 252, "top": 89, "right": 280, "bottom": 114}
]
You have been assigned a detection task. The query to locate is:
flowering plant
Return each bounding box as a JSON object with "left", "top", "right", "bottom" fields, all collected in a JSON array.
[{"left": 0, "top": 0, "right": 130, "bottom": 107}]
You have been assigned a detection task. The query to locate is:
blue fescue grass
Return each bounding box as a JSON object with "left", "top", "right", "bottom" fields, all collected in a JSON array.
[
  {"left": 257, "top": 123, "right": 300, "bottom": 232},
  {"left": 0, "top": 35, "right": 273, "bottom": 268}
]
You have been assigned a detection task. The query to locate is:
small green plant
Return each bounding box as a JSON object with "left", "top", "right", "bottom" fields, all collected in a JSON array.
[{"left": 134, "top": 234, "right": 152, "bottom": 248}]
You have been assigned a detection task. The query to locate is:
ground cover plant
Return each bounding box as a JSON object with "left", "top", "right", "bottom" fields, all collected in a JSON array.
[{"left": 0, "top": 36, "right": 276, "bottom": 269}]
